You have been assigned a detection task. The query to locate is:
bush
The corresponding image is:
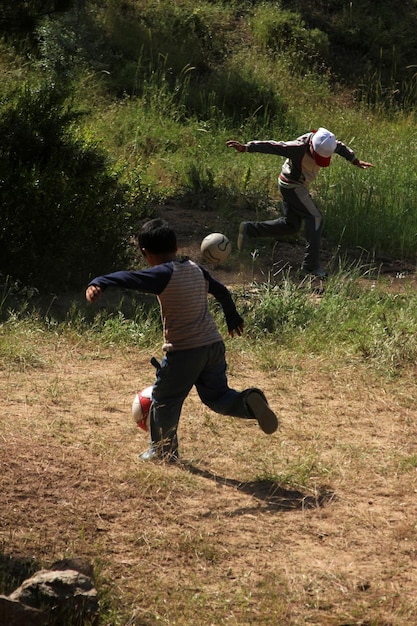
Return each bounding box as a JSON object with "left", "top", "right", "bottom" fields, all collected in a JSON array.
[
  {"left": 251, "top": 4, "right": 329, "bottom": 73},
  {"left": 0, "top": 80, "right": 150, "bottom": 291}
]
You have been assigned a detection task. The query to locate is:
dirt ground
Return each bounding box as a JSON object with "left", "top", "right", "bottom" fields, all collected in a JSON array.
[{"left": 1, "top": 206, "right": 417, "bottom": 625}]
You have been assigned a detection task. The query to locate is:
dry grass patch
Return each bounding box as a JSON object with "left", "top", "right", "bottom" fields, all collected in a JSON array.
[{"left": 1, "top": 333, "right": 417, "bottom": 624}]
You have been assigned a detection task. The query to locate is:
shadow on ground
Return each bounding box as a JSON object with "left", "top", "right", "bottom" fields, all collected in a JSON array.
[
  {"left": 182, "top": 462, "right": 335, "bottom": 513},
  {"left": 0, "top": 553, "right": 41, "bottom": 596}
]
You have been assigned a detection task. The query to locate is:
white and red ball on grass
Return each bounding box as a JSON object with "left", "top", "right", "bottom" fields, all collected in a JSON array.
[
  {"left": 132, "top": 386, "right": 153, "bottom": 432},
  {"left": 200, "top": 232, "right": 232, "bottom": 265}
]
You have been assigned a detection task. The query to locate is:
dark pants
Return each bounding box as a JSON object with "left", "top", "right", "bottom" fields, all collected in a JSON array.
[
  {"left": 149, "top": 341, "right": 253, "bottom": 457},
  {"left": 245, "top": 184, "right": 323, "bottom": 271}
]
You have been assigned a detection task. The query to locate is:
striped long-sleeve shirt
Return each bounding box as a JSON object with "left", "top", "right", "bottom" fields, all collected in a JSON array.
[
  {"left": 246, "top": 131, "right": 357, "bottom": 189},
  {"left": 88, "top": 259, "right": 243, "bottom": 352}
]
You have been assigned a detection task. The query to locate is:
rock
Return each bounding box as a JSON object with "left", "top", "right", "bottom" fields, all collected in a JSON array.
[
  {"left": 9, "top": 568, "right": 99, "bottom": 626},
  {"left": 0, "top": 595, "right": 45, "bottom": 626},
  {"left": 50, "top": 557, "right": 95, "bottom": 579}
]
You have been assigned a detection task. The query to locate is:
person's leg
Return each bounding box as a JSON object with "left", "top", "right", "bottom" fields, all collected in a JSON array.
[
  {"left": 239, "top": 186, "right": 324, "bottom": 273},
  {"left": 195, "top": 342, "right": 278, "bottom": 434},
  {"left": 238, "top": 200, "right": 301, "bottom": 250},
  {"left": 288, "top": 187, "right": 323, "bottom": 272},
  {"left": 147, "top": 351, "right": 195, "bottom": 460},
  {"left": 148, "top": 345, "right": 226, "bottom": 459},
  {"left": 193, "top": 341, "right": 247, "bottom": 416}
]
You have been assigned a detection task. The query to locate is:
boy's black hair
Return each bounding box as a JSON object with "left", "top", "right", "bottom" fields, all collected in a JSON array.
[{"left": 138, "top": 218, "right": 177, "bottom": 254}]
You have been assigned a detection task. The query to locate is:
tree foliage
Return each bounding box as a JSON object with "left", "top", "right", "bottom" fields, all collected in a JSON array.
[
  {"left": 0, "top": 81, "right": 147, "bottom": 290},
  {"left": 0, "top": 0, "right": 75, "bottom": 33}
]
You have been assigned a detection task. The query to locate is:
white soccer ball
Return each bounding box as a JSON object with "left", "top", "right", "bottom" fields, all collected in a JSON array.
[
  {"left": 200, "top": 232, "right": 232, "bottom": 265},
  {"left": 132, "top": 386, "right": 153, "bottom": 432}
]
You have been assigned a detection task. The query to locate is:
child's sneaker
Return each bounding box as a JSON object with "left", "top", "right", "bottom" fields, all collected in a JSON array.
[
  {"left": 138, "top": 448, "right": 157, "bottom": 462},
  {"left": 245, "top": 389, "right": 278, "bottom": 434},
  {"left": 138, "top": 447, "right": 180, "bottom": 464}
]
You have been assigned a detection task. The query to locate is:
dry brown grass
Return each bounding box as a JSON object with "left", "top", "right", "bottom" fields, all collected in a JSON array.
[{"left": 1, "top": 326, "right": 417, "bottom": 625}]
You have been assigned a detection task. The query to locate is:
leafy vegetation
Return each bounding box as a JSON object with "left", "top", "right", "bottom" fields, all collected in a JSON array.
[
  {"left": 0, "top": 80, "right": 154, "bottom": 288},
  {"left": 0, "top": 0, "right": 417, "bottom": 290}
]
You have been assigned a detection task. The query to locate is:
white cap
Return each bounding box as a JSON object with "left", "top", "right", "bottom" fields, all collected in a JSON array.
[{"left": 312, "top": 127, "right": 337, "bottom": 167}]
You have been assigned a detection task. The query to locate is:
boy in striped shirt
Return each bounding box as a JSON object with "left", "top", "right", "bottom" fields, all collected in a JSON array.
[{"left": 86, "top": 218, "right": 278, "bottom": 462}]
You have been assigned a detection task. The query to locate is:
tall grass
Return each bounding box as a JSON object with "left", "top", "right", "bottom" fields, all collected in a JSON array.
[
  {"left": 2, "top": 0, "right": 417, "bottom": 290},
  {"left": 316, "top": 115, "right": 417, "bottom": 259},
  {"left": 226, "top": 267, "right": 417, "bottom": 377},
  {"left": 3, "top": 268, "right": 417, "bottom": 379},
  {"left": 81, "top": 49, "right": 417, "bottom": 263}
]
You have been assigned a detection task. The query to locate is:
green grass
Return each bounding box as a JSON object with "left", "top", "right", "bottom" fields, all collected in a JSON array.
[
  {"left": 81, "top": 59, "right": 417, "bottom": 261},
  {"left": 208, "top": 269, "right": 417, "bottom": 377},
  {"left": 3, "top": 0, "right": 417, "bottom": 281},
  {"left": 2, "top": 3, "right": 417, "bottom": 623},
  {"left": 4, "top": 266, "right": 417, "bottom": 379}
]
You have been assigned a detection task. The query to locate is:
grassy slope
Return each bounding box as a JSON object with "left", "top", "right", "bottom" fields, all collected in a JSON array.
[
  {"left": 2, "top": 1, "right": 417, "bottom": 265},
  {"left": 2, "top": 3, "right": 417, "bottom": 625}
]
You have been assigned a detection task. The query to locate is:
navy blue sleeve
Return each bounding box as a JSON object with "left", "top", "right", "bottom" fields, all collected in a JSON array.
[
  {"left": 88, "top": 264, "right": 174, "bottom": 295},
  {"left": 200, "top": 266, "right": 244, "bottom": 331}
]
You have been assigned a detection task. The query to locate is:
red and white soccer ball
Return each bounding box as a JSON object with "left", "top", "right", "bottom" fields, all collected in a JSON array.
[
  {"left": 200, "top": 232, "right": 232, "bottom": 265},
  {"left": 132, "top": 386, "right": 153, "bottom": 432}
]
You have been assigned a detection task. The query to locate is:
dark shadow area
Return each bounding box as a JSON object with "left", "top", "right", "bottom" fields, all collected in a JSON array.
[
  {"left": 181, "top": 462, "right": 336, "bottom": 512},
  {"left": 0, "top": 552, "right": 41, "bottom": 596},
  {"left": 0, "top": 279, "right": 159, "bottom": 326}
]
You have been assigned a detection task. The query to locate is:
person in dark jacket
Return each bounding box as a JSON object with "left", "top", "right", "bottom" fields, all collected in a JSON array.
[
  {"left": 86, "top": 218, "right": 278, "bottom": 462},
  {"left": 227, "top": 128, "right": 374, "bottom": 277}
]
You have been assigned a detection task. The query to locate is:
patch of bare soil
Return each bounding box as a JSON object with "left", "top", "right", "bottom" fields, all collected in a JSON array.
[
  {"left": 1, "top": 205, "right": 417, "bottom": 625},
  {"left": 160, "top": 202, "right": 417, "bottom": 292}
]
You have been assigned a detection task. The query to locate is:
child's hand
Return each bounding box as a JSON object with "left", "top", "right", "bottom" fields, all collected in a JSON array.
[
  {"left": 86, "top": 285, "right": 102, "bottom": 303},
  {"left": 229, "top": 322, "right": 244, "bottom": 337},
  {"left": 353, "top": 158, "right": 374, "bottom": 169},
  {"left": 226, "top": 140, "right": 247, "bottom": 153}
]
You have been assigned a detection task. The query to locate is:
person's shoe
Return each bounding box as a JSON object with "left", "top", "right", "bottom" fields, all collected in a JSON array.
[
  {"left": 301, "top": 266, "right": 328, "bottom": 279},
  {"left": 246, "top": 389, "right": 278, "bottom": 434},
  {"left": 138, "top": 447, "right": 180, "bottom": 464},
  {"left": 138, "top": 448, "right": 158, "bottom": 462},
  {"left": 237, "top": 222, "right": 249, "bottom": 251}
]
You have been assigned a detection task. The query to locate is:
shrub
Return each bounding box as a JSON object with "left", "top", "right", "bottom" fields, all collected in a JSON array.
[
  {"left": 251, "top": 4, "right": 329, "bottom": 73},
  {"left": 0, "top": 80, "right": 151, "bottom": 291}
]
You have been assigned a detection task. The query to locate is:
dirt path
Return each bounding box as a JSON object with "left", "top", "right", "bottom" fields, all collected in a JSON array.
[{"left": 1, "top": 338, "right": 417, "bottom": 625}]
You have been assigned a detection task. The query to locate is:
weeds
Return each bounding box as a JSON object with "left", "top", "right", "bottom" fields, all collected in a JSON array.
[{"left": 3, "top": 267, "right": 417, "bottom": 376}]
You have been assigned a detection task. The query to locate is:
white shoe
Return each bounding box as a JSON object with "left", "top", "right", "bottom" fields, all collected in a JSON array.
[
  {"left": 138, "top": 448, "right": 157, "bottom": 461},
  {"left": 138, "top": 447, "right": 180, "bottom": 463}
]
